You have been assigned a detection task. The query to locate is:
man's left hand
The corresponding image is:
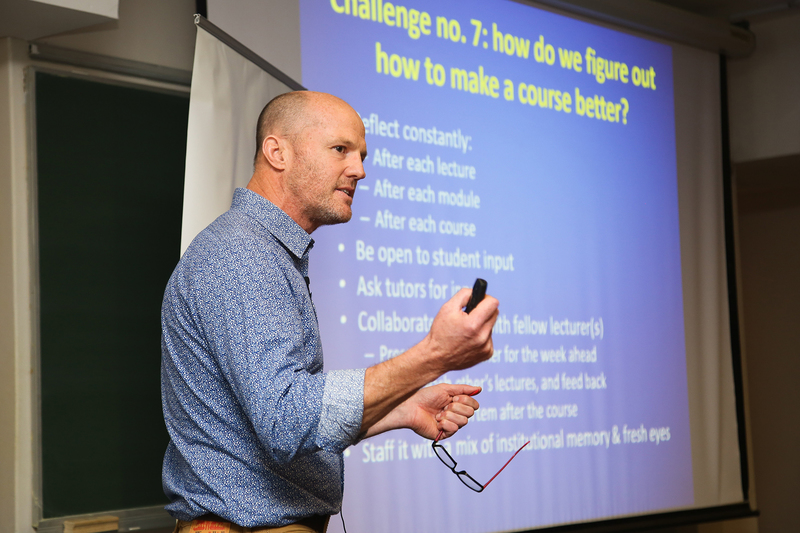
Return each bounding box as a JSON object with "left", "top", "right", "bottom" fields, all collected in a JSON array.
[{"left": 364, "top": 384, "right": 481, "bottom": 440}]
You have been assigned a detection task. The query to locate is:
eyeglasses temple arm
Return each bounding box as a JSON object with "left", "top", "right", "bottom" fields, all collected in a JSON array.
[{"left": 482, "top": 441, "right": 530, "bottom": 490}]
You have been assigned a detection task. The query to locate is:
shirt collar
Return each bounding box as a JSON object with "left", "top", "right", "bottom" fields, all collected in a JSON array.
[{"left": 230, "top": 188, "right": 314, "bottom": 259}]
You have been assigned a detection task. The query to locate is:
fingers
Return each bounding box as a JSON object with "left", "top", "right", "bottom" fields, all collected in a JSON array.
[
  {"left": 425, "top": 289, "right": 500, "bottom": 377},
  {"left": 441, "top": 384, "right": 482, "bottom": 398},
  {"left": 435, "top": 391, "right": 481, "bottom": 436},
  {"left": 450, "top": 287, "right": 473, "bottom": 309},
  {"left": 448, "top": 288, "right": 499, "bottom": 319},
  {"left": 437, "top": 419, "right": 462, "bottom": 436},
  {"left": 437, "top": 384, "right": 481, "bottom": 411},
  {"left": 442, "top": 398, "right": 478, "bottom": 416},
  {"left": 437, "top": 404, "right": 475, "bottom": 435},
  {"left": 450, "top": 394, "right": 479, "bottom": 412},
  {"left": 471, "top": 294, "right": 499, "bottom": 323},
  {"left": 437, "top": 412, "right": 469, "bottom": 436}
]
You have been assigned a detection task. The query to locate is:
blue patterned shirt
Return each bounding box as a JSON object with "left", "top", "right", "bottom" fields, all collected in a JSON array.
[{"left": 161, "top": 188, "right": 365, "bottom": 527}]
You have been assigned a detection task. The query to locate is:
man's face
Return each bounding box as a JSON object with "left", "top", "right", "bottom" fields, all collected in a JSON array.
[{"left": 284, "top": 100, "right": 367, "bottom": 233}]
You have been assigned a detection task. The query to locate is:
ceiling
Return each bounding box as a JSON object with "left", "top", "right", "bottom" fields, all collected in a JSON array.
[
  {"left": 2, "top": 0, "right": 796, "bottom": 45},
  {"left": 654, "top": 0, "right": 799, "bottom": 23},
  {"left": 0, "top": 0, "right": 118, "bottom": 41}
]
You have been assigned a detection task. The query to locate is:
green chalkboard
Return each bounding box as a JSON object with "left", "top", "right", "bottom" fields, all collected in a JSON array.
[{"left": 36, "top": 71, "right": 188, "bottom": 518}]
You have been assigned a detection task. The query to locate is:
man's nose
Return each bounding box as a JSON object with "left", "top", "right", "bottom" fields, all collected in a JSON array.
[{"left": 350, "top": 155, "right": 366, "bottom": 180}]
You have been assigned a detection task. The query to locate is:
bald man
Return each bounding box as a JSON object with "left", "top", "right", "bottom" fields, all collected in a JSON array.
[{"left": 160, "top": 92, "right": 499, "bottom": 532}]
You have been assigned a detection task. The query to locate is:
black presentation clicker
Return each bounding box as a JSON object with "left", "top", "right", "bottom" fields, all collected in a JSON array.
[{"left": 465, "top": 278, "right": 487, "bottom": 314}]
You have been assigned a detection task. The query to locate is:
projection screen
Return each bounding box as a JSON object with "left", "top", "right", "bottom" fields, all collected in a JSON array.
[{"left": 188, "top": 1, "right": 749, "bottom": 531}]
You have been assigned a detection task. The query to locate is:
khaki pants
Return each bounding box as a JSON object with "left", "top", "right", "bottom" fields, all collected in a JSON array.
[{"left": 174, "top": 514, "right": 329, "bottom": 533}]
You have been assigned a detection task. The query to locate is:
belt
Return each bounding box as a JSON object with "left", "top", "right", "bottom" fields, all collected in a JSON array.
[{"left": 176, "top": 513, "right": 329, "bottom": 533}]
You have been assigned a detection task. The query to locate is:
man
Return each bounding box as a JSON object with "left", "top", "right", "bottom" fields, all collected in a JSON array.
[{"left": 161, "top": 91, "right": 499, "bottom": 532}]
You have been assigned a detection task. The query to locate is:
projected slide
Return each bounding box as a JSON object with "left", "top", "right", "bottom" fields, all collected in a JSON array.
[{"left": 301, "top": 0, "right": 693, "bottom": 531}]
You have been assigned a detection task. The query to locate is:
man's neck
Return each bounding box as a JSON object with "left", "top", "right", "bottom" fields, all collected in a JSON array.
[{"left": 246, "top": 173, "right": 315, "bottom": 234}]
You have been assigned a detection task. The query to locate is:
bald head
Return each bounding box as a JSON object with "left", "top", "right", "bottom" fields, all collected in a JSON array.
[
  {"left": 253, "top": 91, "right": 358, "bottom": 167},
  {"left": 246, "top": 90, "right": 368, "bottom": 232}
]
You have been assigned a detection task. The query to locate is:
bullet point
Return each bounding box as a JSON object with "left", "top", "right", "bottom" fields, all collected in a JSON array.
[
  {"left": 339, "top": 279, "right": 346, "bottom": 288},
  {"left": 340, "top": 315, "right": 347, "bottom": 324},
  {"left": 338, "top": 243, "right": 345, "bottom": 252}
]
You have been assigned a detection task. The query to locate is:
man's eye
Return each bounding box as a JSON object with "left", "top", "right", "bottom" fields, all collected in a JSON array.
[{"left": 334, "top": 146, "right": 346, "bottom": 153}]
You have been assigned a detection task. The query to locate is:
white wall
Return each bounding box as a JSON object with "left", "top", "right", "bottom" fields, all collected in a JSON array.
[
  {"left": 0, "top": 36, "right": 22, "bottom": 533},
  {"left": 0, "top": 36, "right": 40, "bottom": 533},
  {"left": 36, "top": 0, "right": 196, "bottom": 71},
  {"left": 727, "top": 11, "right": 800, "bottom": 163},
  {"left": 207, "top": 0, "right": 301, "bottom": 84}
]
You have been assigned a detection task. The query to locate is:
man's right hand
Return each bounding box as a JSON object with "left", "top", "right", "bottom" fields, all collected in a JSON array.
[
  {"left": 359, "top": 286, "right": 499, "bottom": 436},
  {"left": 420, "top": 287, "right": 499, "bottom": 376}
]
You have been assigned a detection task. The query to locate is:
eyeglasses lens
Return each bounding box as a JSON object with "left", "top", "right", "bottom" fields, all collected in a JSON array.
[
  {"left": 433, "top": 444, "right": 457, "bottom": 469},
  {"left": 457, "top": 473, "right": 484, "bottom": 492}
]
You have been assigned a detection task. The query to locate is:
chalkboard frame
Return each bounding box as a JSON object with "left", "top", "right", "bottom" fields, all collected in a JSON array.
[{"left": 29, "top": 65, "right": 189, "bottom": 533}]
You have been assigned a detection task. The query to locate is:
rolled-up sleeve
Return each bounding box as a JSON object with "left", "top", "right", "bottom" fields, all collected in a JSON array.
[{"left": 319, "top": 369, "right": 366, "bottom": 451}]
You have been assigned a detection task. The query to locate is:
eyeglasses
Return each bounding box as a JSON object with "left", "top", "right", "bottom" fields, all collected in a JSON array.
[{"left": 432, "top": 431, "right": 530, "bottom": 492}]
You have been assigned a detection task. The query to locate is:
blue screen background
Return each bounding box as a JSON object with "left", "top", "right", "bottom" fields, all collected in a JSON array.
[{"left": 300, "top": 1, "right": 693, "bottom": 531}]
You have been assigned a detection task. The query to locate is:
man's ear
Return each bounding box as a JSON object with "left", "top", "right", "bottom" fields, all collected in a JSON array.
[{"left": 262, "top": 135, "right": 289, "bottom": 170}]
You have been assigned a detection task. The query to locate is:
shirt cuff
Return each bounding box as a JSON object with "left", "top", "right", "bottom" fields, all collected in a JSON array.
[{"left": 318, "top": 368, "right": 365, "bottom": 452}]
